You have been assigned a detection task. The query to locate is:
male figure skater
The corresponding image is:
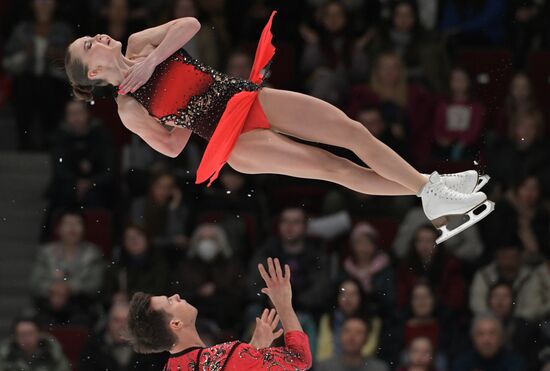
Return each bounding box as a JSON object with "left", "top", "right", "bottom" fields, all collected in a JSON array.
[{"left": 125, "top": 258, "right": 312, "bottom": 370}]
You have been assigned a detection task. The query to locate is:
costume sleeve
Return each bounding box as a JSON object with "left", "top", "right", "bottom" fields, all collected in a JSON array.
[{"left": 229, "top": 331, "right": 312, "bottom": 370}]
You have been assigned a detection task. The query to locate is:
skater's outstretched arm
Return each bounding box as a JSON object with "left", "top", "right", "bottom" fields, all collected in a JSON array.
[{"left": 117, "top": 94, "right": 191, "bottom": 158}]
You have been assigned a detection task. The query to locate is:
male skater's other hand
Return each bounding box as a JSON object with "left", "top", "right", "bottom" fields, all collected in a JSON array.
[
  {"left": 250, "top": 308, "right": 284, "bottom": 349},
  {"left": 258, "top": 258, "right": 292, "bottom": 310}
]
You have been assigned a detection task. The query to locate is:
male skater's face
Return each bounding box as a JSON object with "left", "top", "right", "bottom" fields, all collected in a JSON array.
[{"left": 150, "top": 294, "right": 197, "bottom": 327}]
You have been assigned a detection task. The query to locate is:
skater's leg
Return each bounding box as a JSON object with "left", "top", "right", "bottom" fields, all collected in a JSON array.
[
  {"left": 257, "top": 88, "right": 426, "bottom": 193},
  {"left": 228, "top": 129, "right": 415, "bottom": 196}
]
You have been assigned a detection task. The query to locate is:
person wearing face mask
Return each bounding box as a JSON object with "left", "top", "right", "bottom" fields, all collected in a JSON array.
[{"left": 170, "top": 223, "right": 245, "bottom": 334}]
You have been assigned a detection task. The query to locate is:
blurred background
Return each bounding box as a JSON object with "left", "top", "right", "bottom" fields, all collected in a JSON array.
[{"left": 0, "top": 0, "right": 549, "bottom": 370}]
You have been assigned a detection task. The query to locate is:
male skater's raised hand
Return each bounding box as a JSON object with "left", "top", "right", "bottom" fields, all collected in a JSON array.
[{"left": 258, "top": 257, "right": 303, "bottom": 333}]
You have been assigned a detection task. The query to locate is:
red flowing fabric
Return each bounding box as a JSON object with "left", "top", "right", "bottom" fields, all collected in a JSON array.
[{"left": 195, "top": 11, "right": 277, "bottom": 186}]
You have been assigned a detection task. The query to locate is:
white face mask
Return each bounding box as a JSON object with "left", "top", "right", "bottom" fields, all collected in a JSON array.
[{"left": 196, "top": 239, "right": 220, "bottom": 261}]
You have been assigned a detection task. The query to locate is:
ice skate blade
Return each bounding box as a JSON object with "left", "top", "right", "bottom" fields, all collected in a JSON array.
[
  {"left": 474, "top": 175, "right": 490, "bottom": 192},
  {"left": 434, "top": 200, "right": 495, "bottom": 245}
]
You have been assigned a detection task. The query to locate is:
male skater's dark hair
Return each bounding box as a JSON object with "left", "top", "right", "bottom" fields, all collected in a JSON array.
[{"left": 125, "top": 292, "right": 176, "bottom": 353}]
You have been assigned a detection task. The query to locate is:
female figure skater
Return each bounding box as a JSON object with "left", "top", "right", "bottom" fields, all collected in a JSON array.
[{"left": 64, "top": 11, "right": 492, "bottom": 243}]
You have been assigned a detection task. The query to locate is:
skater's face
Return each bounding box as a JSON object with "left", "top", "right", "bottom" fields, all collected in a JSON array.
[
  {"left": 488, "top": 285, "right": 513, "bottom": 319},
  {"left": 472, "top": 318, "right": 502, "bottom": 358},
  {"left": 69, "top": 34, "right": 123, "bottom": 82},
  {"left": 340, "top": 318, "right": 368, "bottom": 354},
  {"left": 150, "top": 294, "right": 197, "bottom": 329},
  {"left": 408, "top": 337, "right": 433, "bottom": 367},
  {"left": 411, "top": 284, "right": 434, "bottom": 318},
  {"left": 15, "top": 321, "right": 40, "bottom": 354},
  {"left": 393, "top": 3, "right": 415, "bottom": 32},
  {"left": 338, "top": 281, "right": 361, "bottom": 315}
]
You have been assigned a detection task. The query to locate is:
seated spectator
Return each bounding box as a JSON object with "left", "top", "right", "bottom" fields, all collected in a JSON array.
[
  {"left": 346, "top": 52, "right": 434, "bottom": 164},
  {"left": 130, "top": 172, "right": 191, "bottom": 253},
  {"left": 317, "top": 279, "right": 383, "bottom": 362},
  {"left": 470, "top": 242, "right": 547, "bottom": 321},
  {"left": 166, "top": 0, "right": 220, "bottom": 69},
  {"left": 199, "top": 166, "right": 267, "bottom": 255},
  {"left": 171, "top": 223, "right": 245, "bottom": 333},
  {"left": 355, "top": 105, "right": 409, "bottom": 159},
  {"left": 0, "top": 316, "right": 70, "bottom": 371},
  {"left": 102, "top": 225, "right": 169, "bottom": 307},
  {"left": 368, "top": 0, "right": 448, "bottom": 91},
  {"left": 2, "top": 0, "right": 73, "bottom": 150},
  {"left": 397, "top": 225, "right": 466, "bottom": 313},
  {"left": 299, "top": 0, "right": 367, "bottom": 105},
  {"left": 432, "top": 67, "right": 485, "bottom": 162},
  {"left": 247, "top": 206, "right": 330, "bottom": 316},
  {"left": 487, "top": 109, "right": 550, "bottom": 197},
  {"left": 96, "top": 0, "right": 145, "bottom": 47},
  {"left": 317, "top": 317, "right": 389, "bottom": 371},
  {"left": 439, "top": 0, "right": 508, "bottom": 47},
  {"left": 452, "top": 314, "right": 526, "bottom": 371},
  {"left": 485, "top": 175, "right": 549, "bottom": 264},
  {"left": 30, "top": 211, "right": 104, "bottom": 326},
  {"left": 47, "top": 100, "right": 115, "bottom": 212},
  {"left": 396, "top": 336, "right": 442, "bottom": 371},
  {"left": 225, "top": 49, "right": 253, "bottom": 80},
  {"left": 393, "top": 206, "right": 483, "bottom": 262},
  {"left": 79, "top": 302, "right": 164, "bottom": 371},
  {"left": 341, "top": 222, "right": 396, "bottom": 316},
  {"left": 494, "top": 72, "right": 539, "bottom": 137},
  {"left": 486, "top": 281, "right": 541, "bottom": 369}
]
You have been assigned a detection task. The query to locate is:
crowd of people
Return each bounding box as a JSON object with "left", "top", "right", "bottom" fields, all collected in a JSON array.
[{"left": 0, "top": 0, "right": 550, "bottom": 370}]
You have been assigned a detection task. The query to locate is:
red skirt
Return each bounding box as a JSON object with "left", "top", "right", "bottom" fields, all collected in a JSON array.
[{"left": 195, "top": 11, "right": 276, "bottom": 186}]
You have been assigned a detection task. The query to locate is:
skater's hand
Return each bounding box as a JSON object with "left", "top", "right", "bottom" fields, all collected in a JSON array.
[
  {"left": 249, "top": 308, "right": 284, "bottom": 349},
  {"left": 258, "top": 258, "right": 292, "bottom": 309},
  {"left": 118, "top": 58, "right": 156, "bottom": 94}
]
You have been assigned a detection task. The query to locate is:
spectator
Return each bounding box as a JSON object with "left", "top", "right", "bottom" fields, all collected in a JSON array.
[
  {"left": 346, "top": 52, "right": 434, "bottom": 164},
  {"left": 432, "top": 67, "right": 486, "bottom": 161},
  {"left": 439, "top": 0, "right": 508, "bottom": 47},
  {"left": 368, "top": 0, "right": 448, "bottom": 91},
  {"left": 317, "top": 317, "right": 389, "bottom": 371},
  {"left": 485, "top": 175, "right": 549, "bottom": 263},
  {"left": 355, "top": 105, "right": 409, "bottom": 159},
  {"left": 95, "top": 0, "right": 145, "bottom": 45},
  {"left": 0, "top": 316, "right": 70, "bottom": 371},
  {"left": 47, "top": 99, "right": 115, "bottom": 212},
  {"left": 225, "top": 49, "right": 253, "bottom": 80},
  {"left": 102, "top": 224, "right": 169, "bottom": 307},
  {"left": 247, "top": 206, "right": 330, "bottom": 315},
  {"left": 508, "top": 0, "right": 542, "bottom": 67},
  {"left": 452, "top": 314, "right": 526, "bottom": 371},
  {"left": 2, "top": 0, "right": 73, "bottom": 150},
  {"left": 300, "top": 0, "right": 368, "bottom": 105},
  {"left": 470, "top": 242, "right": 547, "bottom": 321},
  {"left": 317, "top": 279, "right": 383, "bottom": 362},
  {"left": 79, "top": 302, "right": 164, "bottom": 371},
  {"left": 487, "top": 109, "right": 550, "bottom": 198},
  {"left": 397, "top": 225, "right": 466, "bottom": 313},
  {"left": 342, "top": 222, "right": 396, "bottom": 316},
  {"left": 130, "top": 172, "right": 191, "bottom": 253},
  {"left": 393, "top": 206, "right": 483, "bottom": 262},
  {"left": 495, "top": 72, "right": 539, "bottom": 137},
  {"left": 486, "top": 281, "right": 541, "bottom": 369},
  {"left": 396, "top": 336, "right": 441, "bottom": 371},
  {"left": 167, "top": 0, "right": 220, "bottom": 69},
  {"left": 30, "top": 211, "right": 104, "bottom": 326},
  {"left": 171, "top": 223, "right": 245, "bottom": 332}
]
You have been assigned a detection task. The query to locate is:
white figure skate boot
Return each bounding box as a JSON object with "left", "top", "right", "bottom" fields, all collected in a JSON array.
[
  {"left": 423, "top": 170, "right": 490, "bottom": 193},
  {"left": 419, "top": 172, "right": 495, "bottom": 244}
]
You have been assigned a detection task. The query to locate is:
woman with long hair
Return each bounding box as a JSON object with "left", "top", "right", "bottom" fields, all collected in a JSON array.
[{"left": 64, "top": 10, "right": 492, "bottom": 243}]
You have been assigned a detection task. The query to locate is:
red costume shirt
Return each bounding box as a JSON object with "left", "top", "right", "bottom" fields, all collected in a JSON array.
[{"left": 165, "top": 331, "right": 312, "bottom": 371}]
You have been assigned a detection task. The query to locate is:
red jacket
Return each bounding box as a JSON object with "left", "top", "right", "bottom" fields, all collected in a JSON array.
[{"left": 165, "top": 331, "right": 312, "bottom": 371}]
